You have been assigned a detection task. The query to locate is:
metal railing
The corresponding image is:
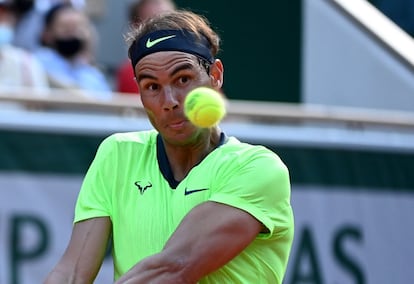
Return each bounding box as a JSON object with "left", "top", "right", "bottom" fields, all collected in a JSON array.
[{"left": 1, "top": 88, "right": 414, "bottom": 130}]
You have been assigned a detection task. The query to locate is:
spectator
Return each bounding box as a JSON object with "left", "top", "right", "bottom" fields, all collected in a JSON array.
[
  {"left": 35, "top": 3, "right": 112, "bottom": 98},
  {"left": 11, "top": 0, "right": 44, "bottom": 52},
  {"left": 115, "top": 0, "right": 176, "bottom": 95},
  {"left": 0, "top": 0, "right": 48, "bottom": 90},
  {"left": 11, "top": 1, "right": 85, "bottom": 52},
  {"left": 36, "top": 0, "right": 85, "bottom": 12}
]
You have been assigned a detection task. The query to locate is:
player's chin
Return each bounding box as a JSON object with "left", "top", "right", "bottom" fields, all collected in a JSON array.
[
  {"left": 166, "top": 133, "right": 194, "bottom": 146},
  {"left": 166, "top": 125, "right": 202, "bottom": 144}
]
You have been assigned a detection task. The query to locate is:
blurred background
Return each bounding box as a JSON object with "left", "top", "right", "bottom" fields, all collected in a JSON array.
[{"left": 1, "top": 0, "right": 414, "bottom": 283}]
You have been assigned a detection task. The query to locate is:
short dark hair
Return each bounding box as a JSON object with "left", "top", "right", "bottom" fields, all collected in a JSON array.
[
  {"left": 126, "top": 9, "right": 220, "bottom": 59},
  {"left": 44, "top": 2, "right": 73, "bottom": 28}
]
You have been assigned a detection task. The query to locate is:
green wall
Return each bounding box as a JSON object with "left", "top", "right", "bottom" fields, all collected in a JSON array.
[
  {"left": 2, "top": 129, "right": 414, "bottom": 191},
  {"left": 174, "top": 1, "right": 303, "bottom": 103}
]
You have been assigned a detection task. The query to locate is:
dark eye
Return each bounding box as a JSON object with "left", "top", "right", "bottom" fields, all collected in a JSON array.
[
  {"left": 141, "top": 83, "right": 159, "bottom": 93},
  {"left": 148, "top": 83, "right": 159, "bottom": 91},
  {"left": 140, "top": 82, "right": 160, "bottom": 96},
  {"left": 178, "top": 76, "right": 190, "bottom": 85}
]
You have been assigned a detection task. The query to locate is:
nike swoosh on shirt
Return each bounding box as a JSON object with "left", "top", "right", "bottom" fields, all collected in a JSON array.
[
  {"left": 146, "top": 35, "right": 176, "bottom": 48},
  {"left": 184, "top": 188, "right": 209, "bottom": 195}
]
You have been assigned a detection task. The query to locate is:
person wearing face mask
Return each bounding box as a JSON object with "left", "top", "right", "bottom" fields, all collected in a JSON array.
[
  {"left": 35, "top": 2, "right": 112, "bottom": 97},
  {"left": 0, "top": 0, "right": 48, "bottom": 90}
]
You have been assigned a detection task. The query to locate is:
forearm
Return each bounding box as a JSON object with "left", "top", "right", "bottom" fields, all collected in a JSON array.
[
  {"left": 44, "top": 218, "right": 112, "bottom": 284},
  {"left": 115, "top": 202, "right": 261, "bottom": 283},
  {"left": 44, "top": 266, "right": 90, "bottom": 284},
  {"left": 114, "top": 253, "right": 193, "bottom": 284},
  {"left": 44, "top": 259, "right": 99, "bottom": 284},
  {"left": 44, "top": 269, "right": 71, "bottom": 284}
]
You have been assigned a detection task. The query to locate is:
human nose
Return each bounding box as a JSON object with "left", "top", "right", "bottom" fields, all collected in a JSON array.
[{"left": 162, "top": 87, "right": 179, "bottom": 111}]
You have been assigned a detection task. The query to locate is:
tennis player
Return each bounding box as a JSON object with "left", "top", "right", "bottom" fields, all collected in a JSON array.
[{"left": 44, "top": 9, "right": 294, "bottom": 284}]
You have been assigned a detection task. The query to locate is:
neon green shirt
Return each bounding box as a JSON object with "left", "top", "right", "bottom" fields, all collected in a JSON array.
[{"left": 75, "top": 130, "right": 294, "bottom": 283}]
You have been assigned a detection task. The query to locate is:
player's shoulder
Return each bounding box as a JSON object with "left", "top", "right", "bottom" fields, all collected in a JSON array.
[
  {"left": 222, "top": 136, "right": 287, "bottom": 170},
  {"left": 108, "top": 130, "right": 157, "bottom": 142},
  {"left": 99, "top": 130, "right": 157, "bottom": 151},
  {"left": 224, "top": 136, "right": 278, "bottom": 157}
]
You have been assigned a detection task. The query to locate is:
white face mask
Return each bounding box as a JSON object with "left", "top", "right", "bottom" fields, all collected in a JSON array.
[{"left": 0, "top": 24, "right": 14, "bottom": 48}]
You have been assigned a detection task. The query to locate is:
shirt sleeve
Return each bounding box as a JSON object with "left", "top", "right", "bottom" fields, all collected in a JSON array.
[
  {"left": 74, "top": 135, "right": 117, "bottom": 223},
  {"left": 209, "top": 146, "right": 293, "bottom": 240}
]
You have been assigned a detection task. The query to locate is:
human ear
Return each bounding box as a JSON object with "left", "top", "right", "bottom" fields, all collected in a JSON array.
[{"left": 209, "top": 59, "right": 224, "bottom": 88}]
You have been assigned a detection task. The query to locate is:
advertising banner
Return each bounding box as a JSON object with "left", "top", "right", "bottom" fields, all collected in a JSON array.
[{"left": 1, "top": 112, "right": 413, "bottom": 284}]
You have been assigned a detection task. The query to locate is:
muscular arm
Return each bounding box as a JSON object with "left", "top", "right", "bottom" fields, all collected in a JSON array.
[
  {"left": 44, "top": 217, "right": 112, "bottom": 284},
  {"left": 115, "top": 201, "right": 262, "bottom": 284}
]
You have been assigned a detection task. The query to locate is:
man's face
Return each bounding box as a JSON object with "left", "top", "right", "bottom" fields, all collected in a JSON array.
[
  {"left": 48, "top": 8, "right": 88, "bottom": 42},
  {"left": 135, "top": 51, "right": 212, "bottom": 146}
]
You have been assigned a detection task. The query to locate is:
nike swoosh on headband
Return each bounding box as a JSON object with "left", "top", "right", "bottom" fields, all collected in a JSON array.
[
  {"left": 129, "top": 29, "right": 214, "bottom": 68},
  {"left": 146, "top": 35, "right": 176, "bottom": 48}
]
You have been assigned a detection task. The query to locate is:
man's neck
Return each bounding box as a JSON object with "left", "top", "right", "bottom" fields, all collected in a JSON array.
[{"left": 163, "top": 128, "right": 222, "bottom": 181}]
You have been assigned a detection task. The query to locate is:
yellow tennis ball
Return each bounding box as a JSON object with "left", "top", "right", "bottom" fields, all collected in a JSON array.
[{"left": 184, "top": 87, "right": 226, "bottom": 128}]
